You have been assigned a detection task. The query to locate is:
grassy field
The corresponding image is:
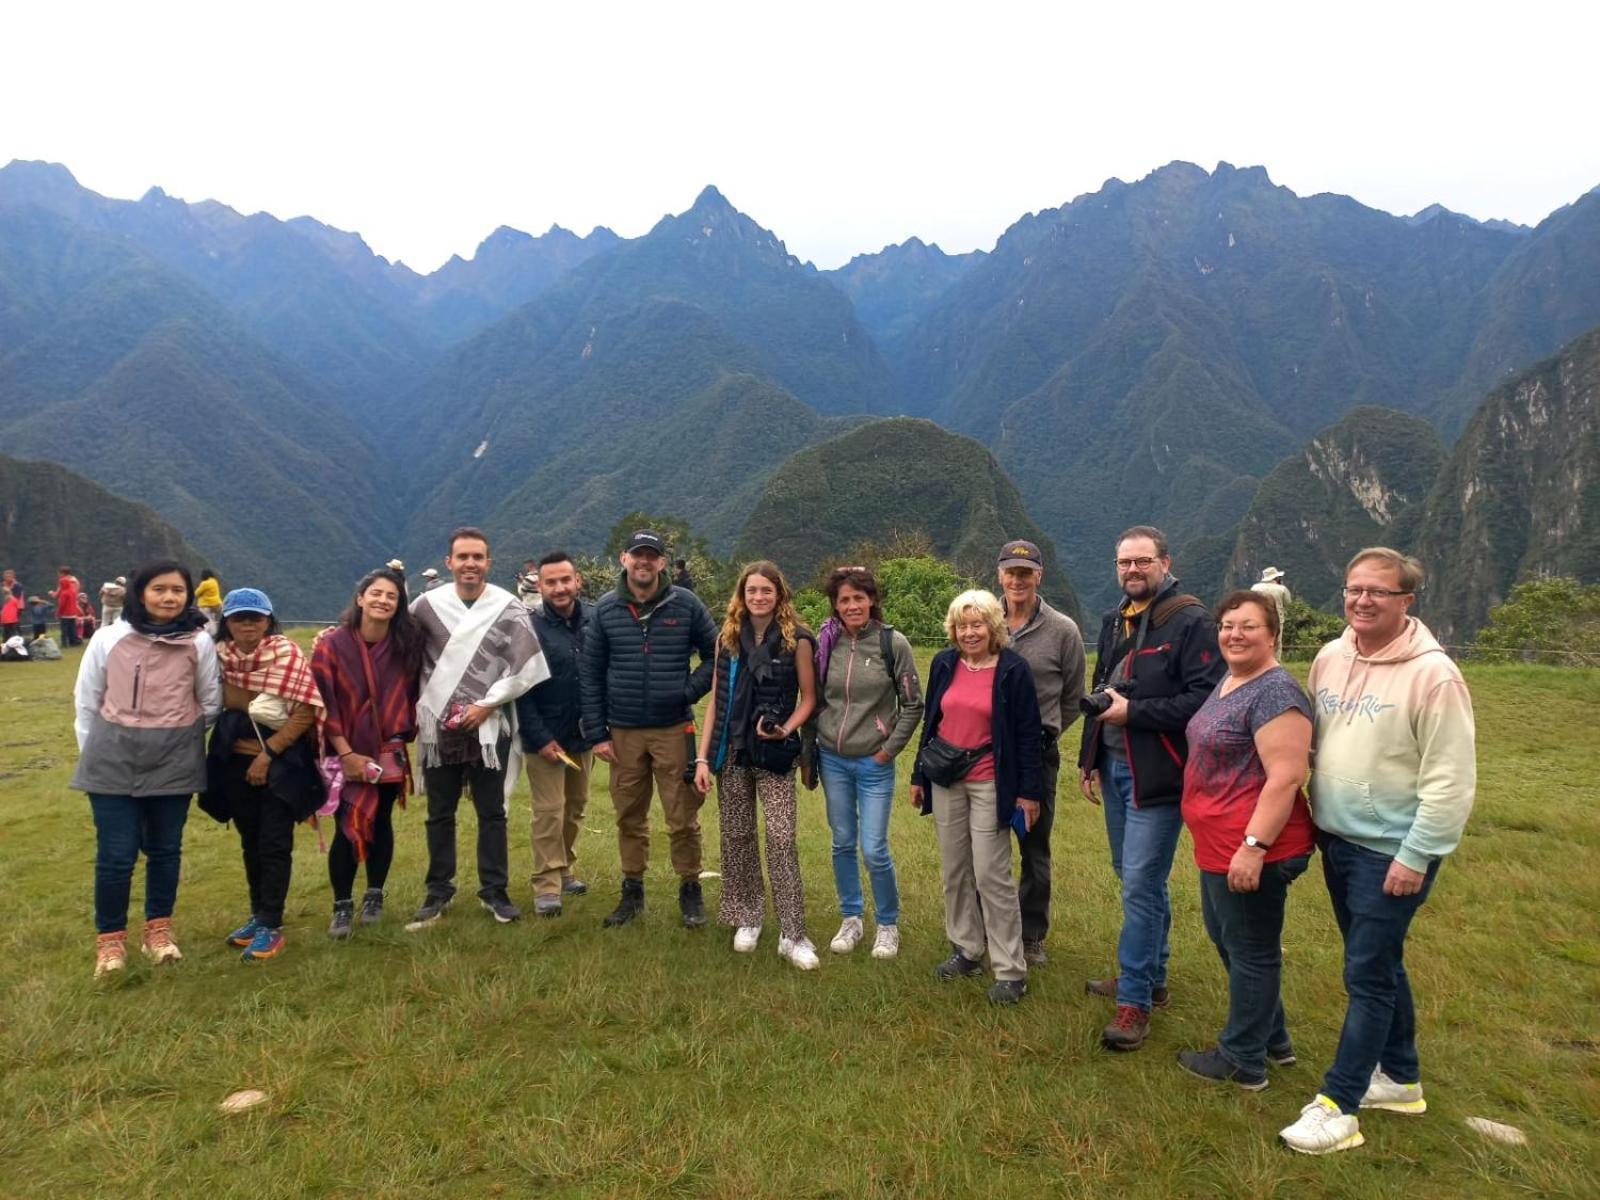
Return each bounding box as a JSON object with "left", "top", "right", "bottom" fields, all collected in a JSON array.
[{"left": 1, "top": 645, "right": 1597, "bottom": 1198}]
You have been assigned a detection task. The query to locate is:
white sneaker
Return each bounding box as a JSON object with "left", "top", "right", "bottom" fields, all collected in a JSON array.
[
  {"left": 732, "top": 925, "right": 762, "bottom": 953},
  {"left": 1279, "top": 1095, "right": 1365, "bottom": 1155},
  {"left": 871, "top": 924, "right": 900, "bottom": 959},
  {"left": 1361, "top": 1068, "right": 1427, "bottom": 1114},
  {"left": 779, "top": 936, "right": 820, "bottom": 971},
  {"left": 830, "top": 916, "right": 864, "bottom": 953}
]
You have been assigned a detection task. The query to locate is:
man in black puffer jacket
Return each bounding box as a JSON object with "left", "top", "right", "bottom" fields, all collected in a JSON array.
[
  {"left": 581, "top": 530, "right": 718, "bottom": 928},
  {"left": 1076, "top": 525, "right": 1224, "bottom": 1052}
]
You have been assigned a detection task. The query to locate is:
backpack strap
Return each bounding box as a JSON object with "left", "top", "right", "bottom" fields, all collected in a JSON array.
[{"left": 1152, "top": 593, "right": 1206, "bottom": 628}]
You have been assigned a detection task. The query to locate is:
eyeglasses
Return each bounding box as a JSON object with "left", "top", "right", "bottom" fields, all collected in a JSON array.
[
  {"left": 1341, "top": 586, "right": 1412, "bottom": 600},
  {"left": 1115, "top": 557, "right": 1160, "bottom": 571},
  {"left": 1217, "top": 622, "right": 1266, "bottom": 634}
]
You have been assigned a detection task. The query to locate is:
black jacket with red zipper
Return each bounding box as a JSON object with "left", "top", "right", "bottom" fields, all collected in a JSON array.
[{"left": 1076, "top": 577, "right": 1224, "bottom": 807}]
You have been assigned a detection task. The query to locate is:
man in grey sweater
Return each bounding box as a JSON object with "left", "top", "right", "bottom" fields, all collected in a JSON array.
[{"left": 997, "top": 540, "right": 1087, "bottom": 964}]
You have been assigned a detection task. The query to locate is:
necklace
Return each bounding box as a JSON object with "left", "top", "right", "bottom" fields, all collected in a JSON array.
[{"left": 961, "top": 656, "right": 997, "bottom": 672}]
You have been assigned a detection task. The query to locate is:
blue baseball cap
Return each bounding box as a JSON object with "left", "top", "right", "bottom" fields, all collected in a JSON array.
[{"left": 222, "top": 587, "right": 273, "bottom": 617}]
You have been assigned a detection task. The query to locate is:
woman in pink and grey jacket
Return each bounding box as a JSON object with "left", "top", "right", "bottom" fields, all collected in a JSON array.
[{"left": 71, "top": 560, "right": 221, "bottom": 980}]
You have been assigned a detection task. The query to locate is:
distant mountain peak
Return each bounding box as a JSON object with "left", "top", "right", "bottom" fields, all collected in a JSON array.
[
  {"left": 691, "top": 183, "right": 734, "bottom": 214},
  {"left": 1, "top": 158, "right": 80, "bottom": 187}
]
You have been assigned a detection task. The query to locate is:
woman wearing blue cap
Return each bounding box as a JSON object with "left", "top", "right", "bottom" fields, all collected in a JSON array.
[{"left": 208, "top": 587, "right": 324, "bottom": 961}]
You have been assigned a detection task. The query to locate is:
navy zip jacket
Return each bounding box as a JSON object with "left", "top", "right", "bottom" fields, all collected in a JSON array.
[
  {"left": 581, "top": 578, "right": 717, "bottom": 739},
  {"left": 515, "top": 598, "right": 594, "bottom": 755},
  {"left": 1076, "top": 577, "right": 1224, "bottom": 807},
  {"left": 913, "top": 647, "right": 1043, "bottom": 824}
]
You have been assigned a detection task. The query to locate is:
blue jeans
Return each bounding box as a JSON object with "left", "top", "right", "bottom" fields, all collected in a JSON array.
[
  {"left": 1319, "top": 832, "right": 1440, "bottom": 1113},
  {"left": 89, "top": 793, "right": 191, "bottom": 933},
  {"left": 1100, "top": 753, "right": 1183, "bottom": 1010},
  {"left": 1200, "top": 856, "right": 1311, "bottom": 1073},
  {"left": 819, "top": 748, "right": 899, "bottom": 925}
]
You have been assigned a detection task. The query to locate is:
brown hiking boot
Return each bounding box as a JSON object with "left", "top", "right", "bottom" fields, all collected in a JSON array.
[
  {"left": 1102, "top": 1004, "right": 1150, "bottom": 1051},
  {"left": 94, "top": 931, "right": 127, "bottom": 979},
  {"left": 141, "top": 917, "right": 183, "bottom": 965},
  {"left": 1085, "top": 976, "right": 1170, "bottom": 1009}
]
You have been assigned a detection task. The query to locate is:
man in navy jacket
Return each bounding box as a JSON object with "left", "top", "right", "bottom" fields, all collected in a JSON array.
[{"left": 1077, "top": 526, "right": 1224, "bottom": 1051}]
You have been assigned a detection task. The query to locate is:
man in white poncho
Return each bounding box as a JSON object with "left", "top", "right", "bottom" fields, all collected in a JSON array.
[{"left": 405, "top": 527, "right": 548, "bottom": 929}]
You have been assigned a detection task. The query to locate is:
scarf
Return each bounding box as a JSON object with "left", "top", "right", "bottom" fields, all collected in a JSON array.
[
  {"left": 311, "top": 625, "right": 418, "bottom": 860},
  {"left": 412, "top": 584, "right": 547, "bottom": 782},
  {"left": 128, "top": 606, "right": 208, "bottom": 637},
  {"left": 217, "top": 633, "right": 324, "bottom": 708}
]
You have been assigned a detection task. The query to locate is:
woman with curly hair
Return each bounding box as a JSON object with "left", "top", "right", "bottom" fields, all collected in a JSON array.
[
  {"left": 694, "top": 561, "right": 819, "bottom": 969},
  {"left": 310, "top": 567, "right": 423, "bottom": 938}
]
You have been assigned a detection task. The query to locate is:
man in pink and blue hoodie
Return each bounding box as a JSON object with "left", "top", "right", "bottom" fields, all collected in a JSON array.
[{"left": 1280, "top": 548, "right": 1476, "bottom": 1156}]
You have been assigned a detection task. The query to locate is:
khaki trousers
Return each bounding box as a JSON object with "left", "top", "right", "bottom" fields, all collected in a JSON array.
[
  {"left": 525, "top": 750, "right": 592, "bottom": 897},
  {"left": 610, "top": 725, "right": 703, "bottom": 879},
  {"left": 933, "top": 778, "right": 1027, "bottom": 981}
]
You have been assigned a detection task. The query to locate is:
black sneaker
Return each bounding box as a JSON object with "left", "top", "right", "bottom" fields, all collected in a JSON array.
[
  {"left": 603, "top": 877, "right": 645, "bottom": 928},
  {"left": 534, "top": 893, "right": 563, "bottom": 918},
  {"left": 480, "top": 892, "right": 522, "bottom": 923},
  {"left": 678, "top": 878, "right": 706, "bottom": 928},
  {"left": 1177, "top": 1046, "right": 1268, "bottom": 1091},
  {"left": 405, "top": 894, "right": 451, "bottom": 931},
  {"left": 328, "top": 899, "right": 354, "bottom": 940},
  {"left": 359, "top": 888, "right": 385, "bottom": 924},
  {"left": 988, "top": 978, "right": 1028, "bottom": 1005},
  {"left": 561, "top": 874, "right": 588, "bottom": 896},
  {"left": 1267, "top": 1045, "right": 1298, "bottom": 1067},
  {"left": 933, "top": 950, "right": 985, "bottom": 981}
]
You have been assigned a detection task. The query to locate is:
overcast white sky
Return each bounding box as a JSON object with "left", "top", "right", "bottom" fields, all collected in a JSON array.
[{"left": 4, "top": 1, "right": 1596, "bottom": 272}]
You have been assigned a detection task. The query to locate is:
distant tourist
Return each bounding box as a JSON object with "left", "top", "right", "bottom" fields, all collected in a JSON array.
[
  {"left": 210, "top": 588, "right": 325, "bottom": 962},
  {"left": 1252, "top": 567, "right": 1292, "bottom": 656},
  {"left": 1176, "top": 589, "right": 1314, "bottom": 1091},
  {"left": 995, "top": 538, "right": 1086, "bottom": 965},
  {"left": 672, "top": 558, "right": 695, "bottom": 593},
  {"left": 310, "top": 567, "right": 422, "bottom": 939},
  {"left": 27, "top": 595, "right": 51, "bottom": 639},
  {"left": 911, "top": 589, "right": 1042, "bottom": 1004},
  {"left": 516, "top": 559, "right": 543, "bottom": 609},
  {"left": 514, "top": 552, "right": 595, "bottom": 917},
  {"left": 51, "top": 567, "right": 82, "bottom": 647},
  {"left": 1, "top": 588, "right": 20, "bottom": 640},
  {"left": 100, "top": 577, "right": 126, "bottom": 627},
  {"left": 581, "top": 529, "right": 719, "bottom": 928},
  {"left": 77, "top": 592, "right": 97, "bottom": 640},
  {"left": 195, "top": 569, "right": 223, "bottom": 636},
  {"left": 694, "top": 561, "right": 819, "bottom": 967},
  {"left": 813, "top": 565, "right": 923, "bottom": 960},
  {"left": 406, "top": 527, "right": 547, "bottom": 930},
  {"left": 420, "top": 567, "right": 444, "bottom": 591},
  {"left": 3, "top": 569, "right": 23, "bottom": 626},
  {"left": 70, "top": 560, "right": 220, "bottom": 979},
  {"left": 1079, "top": 526, "right": 1224, "bottom": 1051},
  {"left": 1279, "top": 549, "right": 1476, "bottom": 1155}
]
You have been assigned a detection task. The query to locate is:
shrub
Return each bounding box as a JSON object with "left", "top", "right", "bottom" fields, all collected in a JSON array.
[{"left": 1472, "top": 576, "right": 1600, "bottom": 665}]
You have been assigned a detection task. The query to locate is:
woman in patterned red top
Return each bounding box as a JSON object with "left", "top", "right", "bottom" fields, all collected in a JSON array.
[
  {"left": 310, "top": 568, "right": 422, "bottom": 939},
  {"left": 1177, "top": 589, "right": 1314, "bottom": 1091}
]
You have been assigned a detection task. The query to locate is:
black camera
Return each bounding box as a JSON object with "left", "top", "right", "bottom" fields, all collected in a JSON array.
[
  {"left": 754, "top": 706, "right": 787, "bottom": 737},
  {"left": 1080, "top": 680, "right": 1134, "bottom": 717}
]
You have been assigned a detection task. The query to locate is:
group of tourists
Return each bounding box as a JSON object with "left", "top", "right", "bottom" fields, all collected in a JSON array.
[
  {"left": 2, "top": 568, "right": 135, "bottom": 659},
  {"left": 67, "top": 521, "right": 1475, "bottom": 1156}
]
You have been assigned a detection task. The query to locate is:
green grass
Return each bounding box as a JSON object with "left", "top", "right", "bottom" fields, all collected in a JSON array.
[{"left": 1, "top": 648, "right": 1597, "bottom": 1198}]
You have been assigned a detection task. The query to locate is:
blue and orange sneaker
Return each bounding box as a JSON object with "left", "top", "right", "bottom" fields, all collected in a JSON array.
[
  {"left": 241, "top": 926, "right": 285, "bottom": 962},
  {"left": 226, "top": 917, "right": 261, "bottom": 947}
]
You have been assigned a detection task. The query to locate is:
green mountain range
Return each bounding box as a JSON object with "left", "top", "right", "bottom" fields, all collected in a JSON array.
[
  {"left": 734, "top": 418, "right": 1079, "bottom": 619},
  {"left": 0, "top": 453, "right": 203, "bottom": 605},
  {"left": 3, "top": 157, "right": 1599, "bottom": 633}
]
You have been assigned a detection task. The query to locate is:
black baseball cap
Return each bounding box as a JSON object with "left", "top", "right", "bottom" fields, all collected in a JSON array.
[
  {"left": 997, "top": 540, "right": 1043, "bottom": 571},
  {"left": 627, "top": 530, "right": 667, "bottom": 554}
]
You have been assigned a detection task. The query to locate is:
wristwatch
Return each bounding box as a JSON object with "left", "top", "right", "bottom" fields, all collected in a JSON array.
[{"left": 1243, "top": 834, "right": 1272, "bottom": 851}]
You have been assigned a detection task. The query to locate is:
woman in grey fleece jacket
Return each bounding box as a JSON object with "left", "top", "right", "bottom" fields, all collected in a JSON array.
[{"left": 813, "top": 567, "right": 923, "bottom": 961}]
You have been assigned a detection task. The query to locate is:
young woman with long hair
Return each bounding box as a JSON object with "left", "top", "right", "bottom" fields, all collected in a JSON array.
[
  {"left": 694, "top": 561, "right": 820, "bottom": 969},
  {"left": 71, "top": 559, "right": 220, "bottom": 979},
  {"left": 310, "top": 567, "right": 422, "bottom": 938}
]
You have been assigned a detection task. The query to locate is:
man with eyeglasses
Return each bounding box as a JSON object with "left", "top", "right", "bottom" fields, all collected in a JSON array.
[
  {"left": 1078, "top": 526, "right": 1224, "bottom": 1051},
  {"left": 1279, "top": 547, "right": 1476, "bottom": 1155}
]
